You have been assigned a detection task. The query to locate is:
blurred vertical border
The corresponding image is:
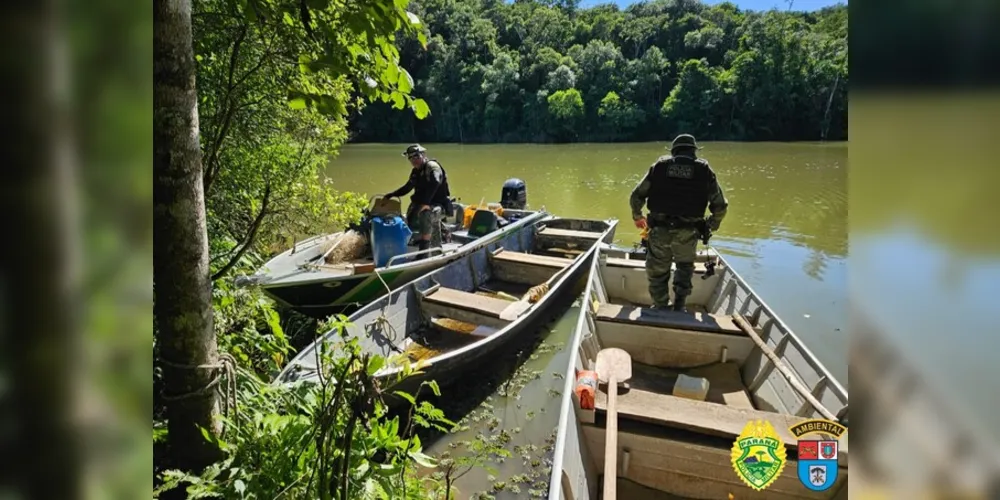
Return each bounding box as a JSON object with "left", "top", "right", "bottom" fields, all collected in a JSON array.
[
  {"left": 0, "top": 0, "right": 151, "bottom": 497},
  {"left": 851, "top": 0, "right": 1000, "bottom": 497}
]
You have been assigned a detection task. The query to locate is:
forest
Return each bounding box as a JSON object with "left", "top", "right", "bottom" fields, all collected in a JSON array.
[{"left": 348, "top": 0, "right": 848, "bottom": 143}]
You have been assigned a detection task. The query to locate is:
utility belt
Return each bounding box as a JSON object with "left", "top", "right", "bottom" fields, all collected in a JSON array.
[
  {"left": 646, "top": 214, "right": 700, "bottom": 229},
  {"left": 647, "top": 214, "right": 712, "bottom": 244}
]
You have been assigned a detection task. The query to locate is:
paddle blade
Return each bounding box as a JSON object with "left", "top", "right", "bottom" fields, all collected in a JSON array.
[{"left": 596, "top": 348, "right": 632, "bottom": 384}]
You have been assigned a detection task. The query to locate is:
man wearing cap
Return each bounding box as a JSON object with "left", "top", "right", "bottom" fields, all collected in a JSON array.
[
  {"left": 385, "top": 144, "right": 452, "bottom": 258},
  {"left": 629, "top": 134, "right": 728, "bottom": 311}
]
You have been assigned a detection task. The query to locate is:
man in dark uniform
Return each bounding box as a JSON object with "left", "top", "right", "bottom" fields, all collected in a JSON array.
[
  {"left": 385, "top": 144, "right": 451, "bottom": 258},
  {"left": 629, "top": 134, "right": 728, "bottom": 311}
]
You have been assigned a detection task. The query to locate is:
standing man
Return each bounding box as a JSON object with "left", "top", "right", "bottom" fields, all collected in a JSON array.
[
  {"left": 629, "top": 134, "right": 728, "bottom": 312},
  {"left": 385, "top": 144, "right": 452, "bottom": 259}
]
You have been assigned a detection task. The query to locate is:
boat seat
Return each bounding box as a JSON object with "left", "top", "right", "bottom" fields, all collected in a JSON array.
[
  {"left": 537, "top": 227, "right": 602, "bottom": 240},
  {"left": 605, "top": 258, "right": 709, "bottom": 274},
  {"left": 490, "top": 250, "right": 572, "bottom": 285},
  {"left": 536, "top": 227, "right": 603, "bottom": 250},
  {"left": 421, "top": 287, "right": 514, "bottom": 329},
  {"left": 595, "top": 304, "right": 743, "bottom": 336},
  {"left": 492, "top": 249, "right": 574, "bottom": 268},
  {"left": 593, "top": 383, "right": 849, "bottom": 467}
]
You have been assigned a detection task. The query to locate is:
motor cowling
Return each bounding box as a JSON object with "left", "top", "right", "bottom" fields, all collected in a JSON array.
[{"left": 500, "top": 178, "right": 527, "bottom": 210}]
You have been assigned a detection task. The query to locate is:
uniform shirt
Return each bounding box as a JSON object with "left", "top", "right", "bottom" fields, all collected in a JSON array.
[{"left": 629, "top": 155, "right": 729, "bottom": 231}]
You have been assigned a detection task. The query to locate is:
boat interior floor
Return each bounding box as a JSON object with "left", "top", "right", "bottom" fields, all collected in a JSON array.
[{"left": 407, "top": 248, "right": 581, "bottom": 361}]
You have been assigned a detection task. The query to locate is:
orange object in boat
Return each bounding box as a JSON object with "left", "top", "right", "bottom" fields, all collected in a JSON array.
[{"left": 574, "top": 369, "right": 598, "bottom": 410}]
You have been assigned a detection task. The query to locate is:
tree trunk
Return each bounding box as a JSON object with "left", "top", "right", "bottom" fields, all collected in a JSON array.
[
  {"left": 153, "top": 0, "right": 221, "bottom": 474},
  {"left": 2, "top": 0, "right": 83, "bottom": 497}
]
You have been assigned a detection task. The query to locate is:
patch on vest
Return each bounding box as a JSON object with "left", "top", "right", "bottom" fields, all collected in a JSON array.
[{"left": 666, "top": 162, "right": 694, "bottom": 179}]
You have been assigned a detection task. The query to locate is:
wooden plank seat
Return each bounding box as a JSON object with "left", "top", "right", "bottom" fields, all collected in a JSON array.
[
  {"left": 536, "top": 227, "right": 603, "bottom": 250},
  {"left": 595, "top": 303, "right": 743, "bottom": 336},
  {"left": 490, "top": 250, "right": 572, "bottom": 285},
  {"left": 605, "top": 258, "right": 709, "bottom": 274},
  {"left": 594, "top": 381, "right": 849, "bottom": 466},
  {"left": 491, "top": 249, "right": 573, "bottom": 268},
  {"left": 421, "top": 287, "right": 515, "bottom": 329},
  {"left": 537, "top": 227, "right": 603, "bottom": 240}
]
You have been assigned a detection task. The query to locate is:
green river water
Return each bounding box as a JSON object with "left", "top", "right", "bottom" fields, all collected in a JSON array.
[
  {"left": 326, "top": 142, "right": 848, "bottom": 498},
  {"left": 327, "top": 141, "right": 848, "bottom": 381}
]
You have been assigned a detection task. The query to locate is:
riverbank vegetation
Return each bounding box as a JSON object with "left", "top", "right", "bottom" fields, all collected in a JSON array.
[
  {"left": 153, "top": 0, "right": 455, "bottom": 497},
  {"left": 349, "top": 0, "right": 848, "bottom": 143}
]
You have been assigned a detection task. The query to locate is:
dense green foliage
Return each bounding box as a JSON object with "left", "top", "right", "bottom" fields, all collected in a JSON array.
[
  {"left": 349, "top": 0, "right": 848, "bottom": 142},
  {"left": 154, "top": 0, "right": 454, "bottom": 497}
]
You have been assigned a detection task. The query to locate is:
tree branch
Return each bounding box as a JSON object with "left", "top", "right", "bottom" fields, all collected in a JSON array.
[
  {"left": 211, "top": 182, "right": 271, "bottom": 281},
  {"left": 203, "top": 23, "right": 247, "bottom": 195}
]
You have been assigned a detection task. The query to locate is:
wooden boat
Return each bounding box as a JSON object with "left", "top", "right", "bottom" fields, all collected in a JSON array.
[
  {"left": 237, "top": 202, "right": 547, "bottom": 319},
  {"left": 275, "top": 215, "right": 619, "bottom": 400},
  {"left": 548, "top": 244, "right": 849, "bottom": 500}
]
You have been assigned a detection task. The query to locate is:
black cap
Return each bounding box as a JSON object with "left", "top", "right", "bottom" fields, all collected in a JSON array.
[
  {"left": 402, "top": 144, "right": 427, "bottom": 158},
  {"left": 670, "top": 134, "right": 702, "bottom": 151}
]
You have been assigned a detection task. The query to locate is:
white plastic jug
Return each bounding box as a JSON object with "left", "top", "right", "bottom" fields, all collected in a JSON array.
[{"left": 673, "top": 374, "right": 710, "bottom": 401}]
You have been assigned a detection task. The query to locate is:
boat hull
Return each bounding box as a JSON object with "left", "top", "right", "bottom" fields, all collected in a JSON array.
[
  {"left": 254, "top": 210, "right": 547, "bottom": 318},
  {"left": 548, "top": 244, "right": 849, "bottom": 500}
]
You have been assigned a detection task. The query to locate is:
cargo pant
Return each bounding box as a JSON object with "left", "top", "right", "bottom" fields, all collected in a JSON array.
[
  {"left": 646, "top": 226, "right": 699, "bottom": 308},
  {"left": 407, "top": 205, "right": 443, "bottom": 248}
]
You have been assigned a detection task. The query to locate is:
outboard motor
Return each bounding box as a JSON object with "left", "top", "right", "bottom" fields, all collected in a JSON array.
[{"left": 500, "top": 178, "right": 527, "bottom": 210}]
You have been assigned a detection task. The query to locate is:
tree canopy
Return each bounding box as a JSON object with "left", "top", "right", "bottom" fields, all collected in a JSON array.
[{"left": 348, "top": 0, "right": 848, "bottom": 143}]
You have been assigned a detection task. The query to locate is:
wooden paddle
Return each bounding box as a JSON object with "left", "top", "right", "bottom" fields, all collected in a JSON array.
[{"left": 596, "top": 347, "right": 632, "bottom": 500}]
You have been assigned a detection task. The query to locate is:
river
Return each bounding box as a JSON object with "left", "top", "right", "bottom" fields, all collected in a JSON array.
[
  {"left": 327, "top": 141, "right": 848, "bottom": 381},
  {"left": 326, "top": 141, "right": 848, "bottom": 497}
]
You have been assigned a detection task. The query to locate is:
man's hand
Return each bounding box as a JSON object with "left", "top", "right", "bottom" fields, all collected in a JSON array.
[{"left": 634, "top": 217, "right": 647, "bottom": 230}]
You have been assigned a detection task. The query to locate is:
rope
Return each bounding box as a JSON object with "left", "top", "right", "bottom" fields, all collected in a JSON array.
[
  {"left": 364, "top": 267, "right": 404, "bottom": 354},
  {"left": 159, "top": 353, "right": 239, "bottom": 420}
]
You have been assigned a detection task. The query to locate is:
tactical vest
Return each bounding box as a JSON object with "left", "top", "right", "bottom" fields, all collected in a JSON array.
[
  {"left": 646, "top": 155, "right": 713, "bottom": 218},
  {"left": 413, "top": 158, "right": 451, "bottom": 206}
]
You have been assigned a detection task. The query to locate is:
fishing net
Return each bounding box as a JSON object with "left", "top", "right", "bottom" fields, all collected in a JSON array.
[{"left": 322, "top": 230, "right": 368, "bottom": 264}]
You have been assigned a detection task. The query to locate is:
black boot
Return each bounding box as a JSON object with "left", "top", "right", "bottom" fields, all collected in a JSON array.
[{"left": 672, "top": 296, "right": 688, "bottom": 312}]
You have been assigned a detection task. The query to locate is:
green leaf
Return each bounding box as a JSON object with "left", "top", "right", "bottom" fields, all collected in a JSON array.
[
  {"left": 397, "top": 68, "right": 413, "bottom": 93},
  {"left": 393, "top": 390, "right": 416, "bottom": 405},
  {"left": 408, "top": 450, "right": 437, "bottom": 468},
  {"left": 424, "top": 379, "right": 441, "bottom": 397},
  {"left": 411, "top": 98, "right": 430, "bottom": 119},
  {"left": 391, "top": 92, "right": 405, "bottom": 109},
  {"left": 367, "top": 356, "right": 385, "bottom": 376},
  {"left": 288, "top": 97, "right": 307, "bottom": 110},
  {"left": 234, "top": 479, "right": 246, "bottom": 495}
]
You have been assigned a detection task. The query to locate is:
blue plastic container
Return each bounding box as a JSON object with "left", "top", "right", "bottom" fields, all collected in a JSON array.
[{"left": 370, "top": 216, "right": 412, "bottom": 267}]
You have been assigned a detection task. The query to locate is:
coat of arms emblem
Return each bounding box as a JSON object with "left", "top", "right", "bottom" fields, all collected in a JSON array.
[
  {"left": 731, "top": 419, "right": 787, "bottom": 491},
  {"left": 789, "top": 419, "right": 848, "bottom": 492}
]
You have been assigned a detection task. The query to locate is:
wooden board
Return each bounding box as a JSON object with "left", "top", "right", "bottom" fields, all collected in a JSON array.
[
  {"left": 593, "top": 384, "right": 849, "bottom": 466},
  {"left": 596, "top": 304, "right": 742, "bottom": 336},
  {"left": 596, "top": 321, "right": 755, "bottom": 368},
  {"left": 423, "top": 287, "right": 512, "bottom": 317},
  {"left": 606, "top": 258, "right": 708, "bottom": 274},
  {"left": 584, "top": 425, "right": 845, "bottom": 499},
  {"left": 538, "top": 227, "right": 603, "bottom": 240},
  {"left": 627, "top": 362, "right": 756, "bottom": 410},
  {"left": 492, "top": 250, "right": 574, "bottom": 268}
]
